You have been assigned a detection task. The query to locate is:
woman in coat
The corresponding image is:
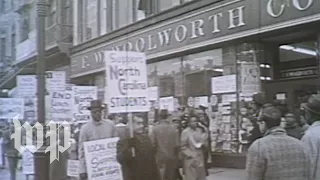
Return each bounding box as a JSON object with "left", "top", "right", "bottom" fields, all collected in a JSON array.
[{"left": 181, "top": 115, "right": 208, "bottom": 180}]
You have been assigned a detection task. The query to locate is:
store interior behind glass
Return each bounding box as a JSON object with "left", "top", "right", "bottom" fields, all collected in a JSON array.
[{"left": 146, "top": 27, "right": 320, "bottom": 154}]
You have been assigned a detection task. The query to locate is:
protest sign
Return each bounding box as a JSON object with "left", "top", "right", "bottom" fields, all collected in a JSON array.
[
  {"left": 159, "top": 96, "right": 174, "bottom": 112},
  {"left": 16, "top": 75, "right": 38, "bottom": 123},
  {"left": 67, "top": 160, "right": 80, "bottom": 177},
  {"left": 22, "top": 147, "right": 35, "bottom": 175},
  {"left": 148, "top": 86, "right": 158, "bottom": 101},
  {"left": 16, "top": 75, "right": 37, "bottom": 97},
  {"left": 24, "top": 98, "right": 37, "bottom": 123},
  {"left": 73, "top": 86, "right": 98, "bottom": 122},
  {"left": 84, "top": 137, "right": 122, "bottom": 180},
  {"left": 0, "top": 98, "right": 24, "bottom": 119},
  {"left": 46, "top": 71, "right": 66, "bottom": 92},
  {"left": 105, "top": 51, "right": 148, "bottom": 113},
  {"left": 48, "top": 85, "right": 73, "bottom": 122}
]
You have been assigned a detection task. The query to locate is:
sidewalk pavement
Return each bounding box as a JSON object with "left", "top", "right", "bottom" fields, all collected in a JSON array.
[
  {"left": 208, "top": 168, "right": 246, "bottom": 180},
  {"left": 0, "top": 167, "right": 245, "bottom": 180}
]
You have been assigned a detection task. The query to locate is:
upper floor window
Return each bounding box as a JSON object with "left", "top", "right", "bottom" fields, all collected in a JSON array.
[
  {"left": 73, "top": 0, "right": 198, "bottom": 44},
  {"left": 0, "top": 0, "right": 5, "bottom": 13},
  {"left": 61, "top": 0, "right": 71, "bottom": 25},
  {"left": 47, "top": 0, "right": 57, "bottom": 27},
  {"left": 20, "top": 9, "right": 30, "bottom": 42},
  {"left": 85, "top": 0, "right": 98, "bottom": 40},
  {"left": 11, "top": 33, "right": 15, "bottom": 61},
  {"left": 158, "top": 0, "right": 181, "bottom": 12},
  {"left": 0, "top": 37, "right": 5, "bottom": 60}
]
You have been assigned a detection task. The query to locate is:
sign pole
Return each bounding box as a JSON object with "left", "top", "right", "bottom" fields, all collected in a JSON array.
[
  {"left": 128, "top": 113, "right": 135, "bottom": 157},
  {"left": 34, "top": 0, "right": 50, "bottom": 180}
]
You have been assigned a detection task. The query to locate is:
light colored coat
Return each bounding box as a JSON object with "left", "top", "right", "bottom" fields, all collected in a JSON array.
[
  {"left": 181, "top": 127, "right": 208, "bottom": 180},
  {"left": 246, "top": 127, "right": 312, "bottom": 180},
  {"left": 78, "top": 120, "right": 117, "bottom": 174},
  {"left": 302, "top": 121, "right": 320, "bottom": 180}
]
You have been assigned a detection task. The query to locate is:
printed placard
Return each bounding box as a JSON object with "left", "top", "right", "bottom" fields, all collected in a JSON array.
[
  {"left": 159, "top": 96, "right": 174, "bottom": 112},
  {"left": 211, "top": 75, "right": 236, "bottom": 94},
  {"left": 0, "top": 98, "right": 24, "bottom": 119},
  {"left": 84, "top": 137, "right": 122, "bottom": 180},
  {"left": 67, "top": 160, "right": 80, "bottom": 177},
  {"left": 22, "top": 147, "right": 35, "bottom": 175},
  {"left": 48, "top": 85, "right": 73, "bottom": 122},
  {"left": 73, "top": 86, "right": 98, "bottom": 122},
  {"left": 105, "top": 51, "right": 149, "bottom": 113}
]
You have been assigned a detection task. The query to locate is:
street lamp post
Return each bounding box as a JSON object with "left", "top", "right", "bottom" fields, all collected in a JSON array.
[{"left": 34, "top": 0, "right": 49, "bottom": 180}]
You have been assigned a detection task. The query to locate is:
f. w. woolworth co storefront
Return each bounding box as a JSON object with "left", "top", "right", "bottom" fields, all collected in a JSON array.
[{"left": 71, "top": 0, "right": 320, "bottom": 168}]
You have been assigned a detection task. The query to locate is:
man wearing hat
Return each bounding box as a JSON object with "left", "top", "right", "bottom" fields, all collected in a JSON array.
[
  {"left": 246, "top": 106, "right": 312, "bottom": 180},
  {"left": 301, "top": 94, "right": 320, "bottom": 180},
  {"left": 78, "top": 100, "right": 117, "bottom": 180}
]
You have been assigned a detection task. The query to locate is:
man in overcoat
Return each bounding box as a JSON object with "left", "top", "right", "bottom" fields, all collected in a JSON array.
[
  {"left": 78, "top": 100, "right": 117, "bottom": 180},
  {"left": 246, "top": 106, "right": 312, "bottom": 180},
  {"left": 116, "top": 115, "right": 160, "bottom": 180}
]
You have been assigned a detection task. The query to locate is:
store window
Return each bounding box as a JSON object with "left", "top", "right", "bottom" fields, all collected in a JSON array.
[
  {"left": 145, "top": 45, "right": 266, "bottom": 154},
  {"left": 147, "top": 58, "right": 183, "bottom": 122}
]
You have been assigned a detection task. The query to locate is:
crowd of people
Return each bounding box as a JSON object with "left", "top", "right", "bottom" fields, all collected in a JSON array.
[
  {"left": 78, "top": 100, "right": 211, "bottom": 180},
  {"left": 1, "top": 92, "right": 320, "bottom": 180},
  {"left": 246, "top": 93, "right": 320, "bottom": 180}
]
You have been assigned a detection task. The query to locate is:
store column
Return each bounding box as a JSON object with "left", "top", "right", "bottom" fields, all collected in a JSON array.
[{"left": 317, "top": 33, "right": 320, "bottom": 90}]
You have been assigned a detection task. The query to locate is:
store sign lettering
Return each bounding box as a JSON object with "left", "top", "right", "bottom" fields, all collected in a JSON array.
[
  {"left": 280, "top": 68, "right": 318, "bottom": 79},
  {"left": 81, "top": 51, "right": 104, "bottom": 69},
  {"left": 267, "top": 0, "right": 314, "bottom": 17},
  {"left": 78, "top": 5, "right": 246, "bottom": 70},
  {"left": 110, "top": 6, "right": 245, "bottom": 53}
]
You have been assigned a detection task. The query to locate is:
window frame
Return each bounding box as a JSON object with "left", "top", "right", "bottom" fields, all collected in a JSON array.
[{"left": 47, "top": 0, "right": 57, "bottom": 28}]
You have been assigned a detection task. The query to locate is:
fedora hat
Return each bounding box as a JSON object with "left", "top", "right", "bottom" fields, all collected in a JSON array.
[
  {"left": 303, "top": 94, "right": 320, "bottom": 115},
  {"left": 87, "top": 100, "right": 105, "bottom": 110}
]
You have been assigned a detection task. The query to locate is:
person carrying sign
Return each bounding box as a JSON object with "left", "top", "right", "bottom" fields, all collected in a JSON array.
[
  {"left": 78, "top": 100, "right": 118, "bottom": 180},
  {"left": 116, "top": 115, "right": 160, "bottom": 180}
]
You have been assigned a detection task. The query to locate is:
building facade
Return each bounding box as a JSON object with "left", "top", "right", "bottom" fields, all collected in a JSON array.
[
  {"left": 0, "top": 0, "right": 19, "bottom": 83},
  {"left": 75, "top": 0, "right": 320, "bottom": 167},
  {"left": 0, "top": 0, "right": 73, "bottom": 90}
]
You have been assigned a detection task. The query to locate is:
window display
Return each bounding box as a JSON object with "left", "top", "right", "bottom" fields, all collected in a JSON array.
[{"left": 144, "top": 39, "right": 319, "bottom": 155}]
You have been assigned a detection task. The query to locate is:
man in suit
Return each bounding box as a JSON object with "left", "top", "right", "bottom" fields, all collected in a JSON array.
[{"left": 78, "top": 100, "right": 117, "bottom": 180}]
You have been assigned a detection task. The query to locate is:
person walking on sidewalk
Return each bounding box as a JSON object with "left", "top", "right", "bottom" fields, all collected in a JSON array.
[
  {"left": 301, "top": 94, "right": 320, "bottom": 180},
  {"left": 181, "top": 115, "right": 208, "bottom": 180},
  {"left": 3, "top": 123, "right": 21, "bottom": 180},
  {"left": 246, "top": 106, "right": 312, "bottom": 180},
  {"left": 151, "top": 109, "right": 180, "bottom": 180},
  {"left": 78, "top": 100, "right": 118, "bottom": 180},
  {"left": 116, "top": 115, "right": 160, "bottom": 180}
]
